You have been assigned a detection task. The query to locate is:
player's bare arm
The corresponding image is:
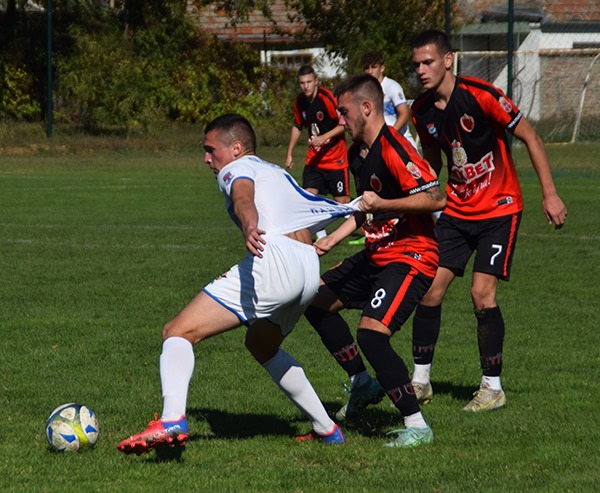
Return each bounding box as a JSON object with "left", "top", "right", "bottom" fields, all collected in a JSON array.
[
  {"left": 360, "top": 187, "right": 446, "bottom": 214},
  {"left": 311, "top": 124, "right": 345, "bottom": 149},
  {"left": 285, "top": 126, "right": 302, "bottom": 169},
  {"left": 314, "top": 212, "right": 365, "bottom": 256},
  {"left": 393, "top": 104, "right": 410, "bottom": 132},
  {"left": 231, "top": 178, "right": 266, "bottom": 257},
  {"left": 513, "top": 117, "right": 568, "bottom": 229}
]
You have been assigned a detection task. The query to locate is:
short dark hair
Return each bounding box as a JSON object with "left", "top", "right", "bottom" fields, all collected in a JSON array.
[
  {"left": 204, "top": 113, "right": 256, "bottom": 153},
  {"left": 297, "top": 64, "right": 317, "bottom": 78},
  {"left": 335, "top": 74, "right": 384, "bottom": 113},
  {"left": 361, "top": 51, "right": 385, "bottom": 69},
  {"left": 411, "top": 29, "right": 453, "bottom": 55}
]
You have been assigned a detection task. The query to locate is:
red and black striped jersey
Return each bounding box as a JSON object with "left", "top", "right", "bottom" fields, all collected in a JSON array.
[
  {"left": 349, "top": 125, "right": 440, "bottom": 277},
  {"left": 411, "top": 76, "right": 524, "bottom": 220},
  {"left": 293, "top": 87, "right": 348, "bottom": 170}
]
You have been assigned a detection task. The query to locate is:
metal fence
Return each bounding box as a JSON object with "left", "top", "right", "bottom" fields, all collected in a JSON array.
[{"left": 455, "top": 25, "right": 600, "bottom": 143}]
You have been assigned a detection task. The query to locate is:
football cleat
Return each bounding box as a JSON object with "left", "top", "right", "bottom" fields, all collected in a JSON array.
[
  {"left": 335, "top": 376, "right": 385, "bottom": 421},
  {"left": 295, "top": 424, "right": 346, "bottom": 444},
  {"left": 384, "top": 426, "right": 434, "bottom": 448},
  {"left": 117, "top": 414, "right": 189, "bottom": 455},
  {"left": 412, "top": 381, "right": 433, "bottom": 405},
  {"left": 463, "top": 385, "right": 506, "bottom": 412}
]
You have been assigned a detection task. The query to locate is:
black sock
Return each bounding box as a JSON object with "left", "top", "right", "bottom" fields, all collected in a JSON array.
[
  {"left": 475, "top": 306, "right": 504, "bottom": 377},
  {"left": 304, "top": 306, "right": 367, "bottom": 378},
  {"left": 412, "top": 304, "right": 441, "bottom": 365},
  {"left": 357, "top": 328, "right": 420, "bottom": 418}
]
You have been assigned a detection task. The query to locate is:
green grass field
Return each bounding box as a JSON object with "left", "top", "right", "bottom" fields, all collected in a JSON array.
[{"left": 0, "top": 139, "right": 598, "bottom": 492}]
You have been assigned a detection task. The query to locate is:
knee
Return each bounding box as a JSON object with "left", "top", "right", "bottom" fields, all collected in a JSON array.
[
  {"left": 470, "top": 286, "right": 496, "bottom": 311},
  {"left": 244, "top": 330, "right": 278, "bottom": 364},
  {"left": 162, "top": 320, "right": 198, "bottom": 345}
]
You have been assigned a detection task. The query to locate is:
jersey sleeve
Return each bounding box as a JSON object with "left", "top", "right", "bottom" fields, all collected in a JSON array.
[
  {"left": 387, "top": 78, "right": 407, "bottom": 107},
  {"left": 383, "top": 135, "right": 439, "bottom": 195},
  {"left": 465, "top": 78, "right": 522, "bottom": 132},
  {"left": 218, "top": 161, "right": 257, "bottom": 197}
]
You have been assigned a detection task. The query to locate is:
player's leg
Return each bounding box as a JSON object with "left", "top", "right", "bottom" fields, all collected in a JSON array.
[
  {"left": 411, "top": 214, "right": 472, "bottom": 403},
  {"left": 117, "top": 292, "right": 242, "bottom": 454},
  {"left": 245, "top": 319, "right": 344, "bottom": 443},
  {"left": 411, "top": 267, "right": 455, "bottom": 403},
  {"left": 327, "top": 167, "right": 351, "bottom": 204},
  {"left": 357, "top": 265, "right": 434, "bottom": 447},
  {"left": 464, "top": 213, "right": 521, "bottom": 411},
  {"left": 304, "top": 252, "right": 383, "bottom": 420}
]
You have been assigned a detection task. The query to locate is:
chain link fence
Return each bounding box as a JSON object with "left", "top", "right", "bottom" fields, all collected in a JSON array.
[{"left": 455, "top": 24, "right": 600, "bottom": 143}]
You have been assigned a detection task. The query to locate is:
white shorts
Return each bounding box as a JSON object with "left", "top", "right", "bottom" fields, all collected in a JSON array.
[{"left": 203, "top": 235, "right": 320, "bottom": 336}]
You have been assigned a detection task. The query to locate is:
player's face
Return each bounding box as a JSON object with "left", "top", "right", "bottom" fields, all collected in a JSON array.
[
  {"left": 298, "top": 74, "right": 319, "bottom": 99},
  {"left": 203, "top": 130, "right": 236, "bottom": 176},
  {"left": 412, "top": 43, "right": 453, "bottom": 91},
  {"left": 337, "top": 92, "right": 366, "bottom": 142},
  {"left": 364, "top": 63, "right": 384, "bottom": 82}
]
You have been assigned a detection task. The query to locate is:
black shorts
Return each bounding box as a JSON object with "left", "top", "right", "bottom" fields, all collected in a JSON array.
[
  {"left": 302, "top": 166, "right": 350, "bottom": 197},
  {"left": 321, "top": 250, "right": 433, "bottom": 333},
  {"left": 436, "top": 212, "right": 522, "bottom": 280}
]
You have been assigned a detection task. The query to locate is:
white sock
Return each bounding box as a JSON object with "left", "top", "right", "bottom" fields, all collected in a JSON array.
[
  {"left": 349, "top": 369, "right": 371, "bottom": 389},
  {"left": 481, "top": 375, "right": 502, "bottom": 391},
  {"left": 160, "top": 337, "right": 195, "bottom": 421},
  {"left": 315, "top": 229, "right": 327, "bottom": 240},
  {"left": 403, "top": 411, "right": 428, "bottom": 429},
  {"left": 412, "top": 364, "right": 431, "bottom": 384},
  {"left": 262, "top": 349, "right": 335, "bottom": 436}
]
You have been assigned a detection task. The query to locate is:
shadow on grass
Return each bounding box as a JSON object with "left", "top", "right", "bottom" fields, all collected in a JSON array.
[
  {"left": 431, "top": 380, "right": 478, "bottom": 402},
  {"left": 186, "top": 407, "right": 297, "bottom": 440}
]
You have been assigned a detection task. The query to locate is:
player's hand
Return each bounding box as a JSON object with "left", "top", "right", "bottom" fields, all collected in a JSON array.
[
  {"left": 543, "top": 194, "right": 568, "bottom": 229},
  {"left": 313, "top": 236, "right": 337, "bottom": 256},
  {"left": 359, "top": 191, "right": 383, "bottom": 213},
  {"left": 284, "top": 157, "right": 294, "bottom": 169},
  {"left": 244, "top": 226, "right": 267, "bottom": 257}
]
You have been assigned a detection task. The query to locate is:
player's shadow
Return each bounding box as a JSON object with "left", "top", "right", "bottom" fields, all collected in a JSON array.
[
  {"left": 186, "top": 407, "right": 298, "bottom": 440},
  {"left": 431, "top": 380, "right": 478, "bottom": 401}
]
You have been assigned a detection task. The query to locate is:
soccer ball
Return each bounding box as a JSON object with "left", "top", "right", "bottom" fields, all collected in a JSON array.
[{"left": 45, "top": 403, "right": 100, "bottom": 452}]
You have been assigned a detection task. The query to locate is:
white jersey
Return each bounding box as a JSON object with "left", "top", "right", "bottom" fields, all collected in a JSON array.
[
  {"left": 217, "top": 155, "right": 360, "bottom": 236},
  {"left": 381, "top": 76, "right": 418, "bottom": 151}
]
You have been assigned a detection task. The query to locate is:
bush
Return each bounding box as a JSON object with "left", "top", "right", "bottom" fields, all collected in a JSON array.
[{"left": 0, "top": 62, "right": 41, "bottom": 121}]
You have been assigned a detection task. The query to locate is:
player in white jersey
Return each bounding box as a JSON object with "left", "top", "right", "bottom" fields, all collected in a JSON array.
[
  {"left": 362, "top": 51, "right": 418, "bottom": 151},
  {"left": 118, "top": 114, "right": 356, "bottom": 455}
]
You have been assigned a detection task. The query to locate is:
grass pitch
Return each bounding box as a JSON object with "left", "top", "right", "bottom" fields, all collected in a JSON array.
[{"left": 0, "top": 140, "right": 598, "bottom": 492}]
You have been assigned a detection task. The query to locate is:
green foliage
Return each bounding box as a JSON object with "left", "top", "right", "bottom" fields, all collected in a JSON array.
[
  {"left": 0, "top": 62, "right": 41, "bottom": 121},
  {"left": 288, "top": 0, "right": 447, "bottom": 95}
]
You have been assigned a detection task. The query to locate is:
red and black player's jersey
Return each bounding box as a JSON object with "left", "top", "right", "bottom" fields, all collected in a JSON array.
[
  {"left": 348, "top": 125, "right": 440, "bottom": 277},
  {"left": 293, "top": 87, "right": 348, "bottom": 170},
  {"left": 411, "top": 76, "right": 524, "bottom": 221}
]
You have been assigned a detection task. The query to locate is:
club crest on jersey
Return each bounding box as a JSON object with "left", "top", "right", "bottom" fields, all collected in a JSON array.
[
  {"left": 451, "top": 140, "right": 468, "bottom": 168},
  {"left": 316, "top": 111, "right": 325, "bottom": 121},
  {"left": 499, "top": 97, "right": 512, "bottom": 113},
  {"left": 426, "top": 123, "right": 438, "bottom": 138},
  {"left": 370, "top": 173, "right": 383, "bottom": 193},
  {"left": 406, "top": 162, "right": 422, "bottom": 180},
  {"left": 460, "top": 113, "right": 475, "bottom": 133},
  {"left": 223, "top": 171, "right": 234, "bottom": 185}
]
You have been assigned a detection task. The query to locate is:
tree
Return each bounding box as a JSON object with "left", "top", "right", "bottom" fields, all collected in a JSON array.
[{"left": 193, "top": 0, "right": 448, "bottom": 95}]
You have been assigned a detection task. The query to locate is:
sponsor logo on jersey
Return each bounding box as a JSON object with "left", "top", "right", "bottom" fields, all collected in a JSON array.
[
  {"left": 426, "top": 123, "right": 438, "bottom": 138},
  {"left": 406, "top": 162, "right": 422, "bottom": 180},
  {"left": 450, "top": 149, "right": 495, "bottom": 184},
  {"left": 499, "top": 97, "right": 512, "bottom": 113},
  {"left": 370, "top": 173, "right": 383, "bottom": 193},
  {"left": 223, "top": 172, "right": 234, "bottom": 185},
  {"left": 460, "top": 113, "right": 475, "bottom": 133},
  {"left": 317, "top": 111, "right": 325, "bottom": 121}
]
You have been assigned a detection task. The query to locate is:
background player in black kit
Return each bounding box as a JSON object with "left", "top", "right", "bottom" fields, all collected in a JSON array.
[{"left": 408, "top": 30, "right": 568, "bottom": 411}]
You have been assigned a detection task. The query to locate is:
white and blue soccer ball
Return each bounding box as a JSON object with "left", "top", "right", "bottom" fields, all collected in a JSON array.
[{"left": 45, "top": 403, "right": 100, "bottom": 452}]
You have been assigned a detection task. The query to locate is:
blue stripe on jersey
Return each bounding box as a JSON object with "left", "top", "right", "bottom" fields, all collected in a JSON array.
[
  {"left": 283, "top": 173, "right": 342, "bottom": 205},
  {"left": 202, "top": 288, "right": 249, "bottom": 326}
]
